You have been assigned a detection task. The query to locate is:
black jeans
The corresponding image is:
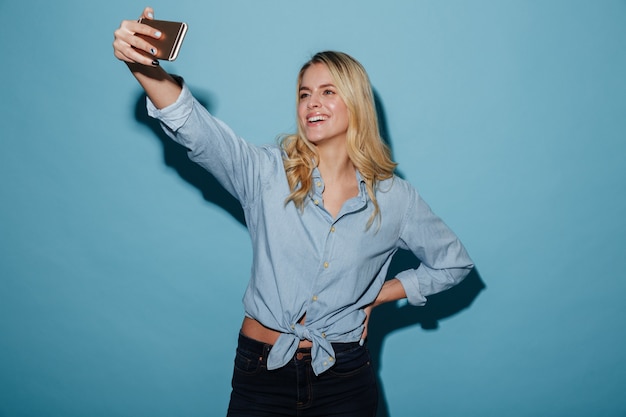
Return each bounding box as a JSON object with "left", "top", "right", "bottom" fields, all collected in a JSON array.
[{"left": 227, "top": 333, "right": 378, "bottom": 417}]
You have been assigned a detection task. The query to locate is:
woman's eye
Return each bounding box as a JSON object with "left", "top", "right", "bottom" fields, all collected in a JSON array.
[
  {"left": 299, "top": 93, "right": 310, "bottom": 99},
  {"left": 323, "top": 90, "right": 335, "bottom": 95}
]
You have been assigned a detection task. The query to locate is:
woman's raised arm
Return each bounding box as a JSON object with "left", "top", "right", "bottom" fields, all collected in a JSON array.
[{"left": 112, "top": 6, "right": 182, "bottom": 109}]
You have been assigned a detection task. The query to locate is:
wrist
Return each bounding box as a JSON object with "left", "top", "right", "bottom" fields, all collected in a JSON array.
[{"left": 375, "top": 278, "right": 407, "bottom": 307}]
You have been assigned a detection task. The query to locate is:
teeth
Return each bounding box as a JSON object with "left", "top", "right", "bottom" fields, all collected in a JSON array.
[{"left": 308, "top": 115, "right": 327, "bottom": 122}]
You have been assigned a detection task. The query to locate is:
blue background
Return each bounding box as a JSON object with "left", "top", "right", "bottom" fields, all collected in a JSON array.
[{"left": 1, "top": 1, "right": 625, "bottom": 416}]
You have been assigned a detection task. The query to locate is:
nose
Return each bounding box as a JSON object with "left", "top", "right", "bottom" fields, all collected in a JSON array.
[{"left": 307, "top": 94, "right": 321, "bottom": 109}]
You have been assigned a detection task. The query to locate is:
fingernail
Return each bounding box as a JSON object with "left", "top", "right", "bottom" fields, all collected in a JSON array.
[
  {"left": 154, "top": 31, "right": 162, "bottom": 38},
  {"left": 147, "top": 12, "right": 154, "bottom": 18},
  {"left": 152, "top": 60, "right": 159, "bottom": 66},
  {"left": 150, "top": 48, "right": 157, "bottom": 55},
  {"left": 359, "top": 339, "right": 365, "bottom": 346}
]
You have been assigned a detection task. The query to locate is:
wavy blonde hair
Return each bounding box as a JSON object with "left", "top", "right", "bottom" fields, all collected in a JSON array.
[{"left": 280, "top": 51, "right": 397, "bottom": 227}]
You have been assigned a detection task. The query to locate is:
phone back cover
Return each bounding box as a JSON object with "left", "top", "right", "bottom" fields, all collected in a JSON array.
[{"left": 137, "top": 19, "right": 188, "bottom": 61}]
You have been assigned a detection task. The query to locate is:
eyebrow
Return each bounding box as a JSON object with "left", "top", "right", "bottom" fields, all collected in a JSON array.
[{"left": 299, "top": 83, "right": 336, "bottom": 91}]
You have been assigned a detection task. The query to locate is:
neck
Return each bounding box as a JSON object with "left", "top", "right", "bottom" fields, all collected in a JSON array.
[{"left": 317, "top": 153, "right": 355, "bottom": 183}]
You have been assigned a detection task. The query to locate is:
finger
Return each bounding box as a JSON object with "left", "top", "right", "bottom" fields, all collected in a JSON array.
[
  {"left": 120, "top": 19, "right": 162, "bottom": 39},
  {"left": 141, "top": 6, "right": 155, "bottom": 20},
  {"left": 112, "top": 32, "right": 159, "bottom": 66},
  {"left": 360, "top": 305, "right": 373, "bottom": 341},
  {"left": 114, "top": 20, "right": 161, "bottom": 56}
]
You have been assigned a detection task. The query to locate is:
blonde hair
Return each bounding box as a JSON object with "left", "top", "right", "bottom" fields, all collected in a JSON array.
[{"left": 280, "top": 51, "right": 397, "bottom": 227}]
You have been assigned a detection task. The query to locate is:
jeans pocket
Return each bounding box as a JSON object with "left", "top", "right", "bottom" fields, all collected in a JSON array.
[
  {"left": 327, "top": 345, "right": 372, "bottom": 378},
  {"left": 233, "top": 348, "right": 263, "bottom": 375}
]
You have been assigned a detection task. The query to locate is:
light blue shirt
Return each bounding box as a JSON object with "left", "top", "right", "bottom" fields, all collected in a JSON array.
[{"left": 147, "top": 80, "right": 473, "bottom": 375}]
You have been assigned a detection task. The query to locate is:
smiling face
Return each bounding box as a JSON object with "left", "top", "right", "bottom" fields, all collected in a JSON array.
[{"left": 297, "top": 63, "right": 350, "bottom": 147}]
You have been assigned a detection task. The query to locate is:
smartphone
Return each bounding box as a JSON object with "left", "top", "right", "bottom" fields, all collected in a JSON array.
[{"left": 137, "top": 18, "right": 188, "bottom": 61}]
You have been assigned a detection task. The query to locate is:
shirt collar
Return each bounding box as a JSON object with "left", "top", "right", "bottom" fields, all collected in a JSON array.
[{"left": 311, "top": 168, "right": 367, "bottom": 187}]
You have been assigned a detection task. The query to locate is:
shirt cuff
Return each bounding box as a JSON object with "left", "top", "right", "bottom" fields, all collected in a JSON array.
[
  {"left": 396, "top": 269, "right": 428, "bottom": 306},
  {"left": 146, "top": 75, "right": 193, "bottom": 132}
]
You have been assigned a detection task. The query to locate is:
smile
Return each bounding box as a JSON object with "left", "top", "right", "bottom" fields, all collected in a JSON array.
[{"left": 307, "top": 115, "right": 328, "bottom": 123}]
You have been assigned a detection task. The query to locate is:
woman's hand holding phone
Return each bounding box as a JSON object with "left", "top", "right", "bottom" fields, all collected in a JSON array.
[
  {"left": 112, "top": 7, "right": 185, "bottom": 109},
  {"left": 113, "top": 7, "right": 187, "bottom": 67}
]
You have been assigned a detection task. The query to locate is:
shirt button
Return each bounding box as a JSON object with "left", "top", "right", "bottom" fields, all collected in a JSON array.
[
  {"left": 291, "top": 324, "right": 295, "bottom": 330},
  {"left": 330, "top": 226, "right": 335, "bottom": 233},
  {"left": 323, "top": 262, "right": 329, "bottom": 268},
  {"left": 314, "top": 199, "right": 319, "bottom": 205},
  {"left": 321, "top": 333, "right": 326, "bottom": 338},
  {"left": 312, "top": 295, "right": 318, "bottom": 301},
  {"left": 316, "top": 181, "right": 322, "bottom": 187},
  {"left": 329, "top": 357, "right": 334, "bottom": 362}
]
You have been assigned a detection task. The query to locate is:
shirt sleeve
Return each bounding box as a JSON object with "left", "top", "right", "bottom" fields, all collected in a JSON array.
[
  {"left": 146, "top": 77, "right": 278, "bottom": 207},
  {"left": 395, "top": 188, "right": 474, "bottom": 306}
]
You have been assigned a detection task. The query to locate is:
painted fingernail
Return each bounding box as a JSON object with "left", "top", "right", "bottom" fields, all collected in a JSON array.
[
  {"left": 154, "top": 31, "right": 162, "bottom": 38},
  {"left": 147, "top": 12, "right": 154, "bottom": 19},
  {"left": 152, "top": 60, "right": 159, "bottom": 66},
  {"left": 150, "top": 48, "right": 157, "bottom": 55}
]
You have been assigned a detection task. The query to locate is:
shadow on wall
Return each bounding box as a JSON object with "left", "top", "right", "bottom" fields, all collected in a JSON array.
[
  {"left": 134, "top": 90, "right": 246, "bottom": 227},
  {"left": 135, "top": 89, "right": 486, "bottom": 417},
  {"left": 372, "top": 257, "right": 485, "bottom": 416},
  {"left": 373, "top": 90, "right": 486, "bottom": 416}
]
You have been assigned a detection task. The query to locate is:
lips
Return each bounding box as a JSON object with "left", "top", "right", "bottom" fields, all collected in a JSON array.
[{"left": 307, "top": 114, "right": 329, "bottom": 123}]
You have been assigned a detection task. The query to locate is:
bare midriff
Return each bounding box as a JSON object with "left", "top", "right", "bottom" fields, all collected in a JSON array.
[{"left": 241, "top": 316, "right": 313, "bottom": 348}]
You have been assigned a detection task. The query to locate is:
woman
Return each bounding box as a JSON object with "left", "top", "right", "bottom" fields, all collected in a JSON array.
[{"left": 113, "top": 7, "right": 473, "bottom": 416}]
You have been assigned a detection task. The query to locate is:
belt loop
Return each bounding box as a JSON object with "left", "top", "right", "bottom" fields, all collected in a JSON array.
[{"left": 261, "top": 343, "right": 271, "bottom": 365}]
